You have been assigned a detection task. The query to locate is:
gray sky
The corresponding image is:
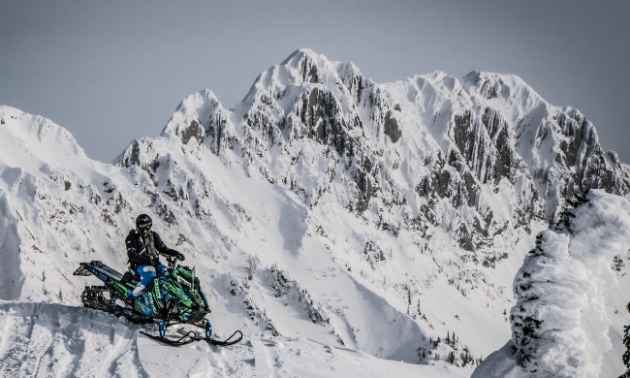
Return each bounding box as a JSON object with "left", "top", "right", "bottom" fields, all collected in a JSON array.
[{"left": 1, "top": 0, "right": 629, "bottom": 163}]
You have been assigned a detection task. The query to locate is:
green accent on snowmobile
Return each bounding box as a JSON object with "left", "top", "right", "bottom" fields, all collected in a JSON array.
[
  {"left": 176, "top": 266, "right": 200, "bottom": 286},
  {"left": 153, "top": 278, "right": 161, "bottom": 300},
  {"left": 168, "top": 269, "right": 178, "bottom": 279},
  {"left": 146, "top": 291, "right": 158, "bottom": 315},
  {"left": 152, "top": 287, "right": 165, "bottom": 311},
  {"left": 175, "top": 266, "right": 206, "bottom": 305},
  {"left": 192, "top": 290, "right": 205, "bottom": 308},
  {"left": 176, "top": 266, "right": 193, "bottom": 280},
  {"left": 162, "top": 281, "right": 193, "bottom": 308},
  {"left": 108, "top": 279, "right": 131, "bottom": 297}
]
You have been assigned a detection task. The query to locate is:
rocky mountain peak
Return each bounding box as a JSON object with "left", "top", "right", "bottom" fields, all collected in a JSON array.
[
  {"left": 279, "top": 48, "right": 347, "bottom": 86},
  {"left": 160, "top": 89, "right": 225, "bottom": 148},
  {"left": 117, "top": 50, "right": 630, "bottom": 228}
]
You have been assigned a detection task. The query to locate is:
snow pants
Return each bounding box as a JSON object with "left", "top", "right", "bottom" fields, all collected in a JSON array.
[{"left": 132, "top": 264, "right": 167, "bottom": 297}]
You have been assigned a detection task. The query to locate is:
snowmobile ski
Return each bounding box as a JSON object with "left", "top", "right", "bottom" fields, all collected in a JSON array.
[
  {"left": 206, "top": 330, "right": 243, "bottom": 347},
  {"left": 139, "top": 320, "right": 243, "bottom": 347},
  {"left": 139, "top": 329, "right": 199, "bottom": 347}
]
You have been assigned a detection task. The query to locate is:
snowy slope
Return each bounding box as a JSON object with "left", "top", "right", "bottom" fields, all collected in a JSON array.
[
  {"left": 0, "top": 302, "right": 471, "bottom": 378},
  {"left": 1, "top": 49, "right": 630, "bottom": 377}
]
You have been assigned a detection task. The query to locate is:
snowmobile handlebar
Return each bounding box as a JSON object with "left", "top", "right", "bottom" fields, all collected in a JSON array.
[{"left": 165, "top": 255, "right": 178, "bottom": 270}]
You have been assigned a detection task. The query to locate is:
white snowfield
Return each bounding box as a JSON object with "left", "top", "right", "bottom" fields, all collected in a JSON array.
[
  {"left": 1, "top": 49, "right": 630, "bottom": 377},
  {"left": 0, "top": 302, "right": 470, "bottom": 378}
]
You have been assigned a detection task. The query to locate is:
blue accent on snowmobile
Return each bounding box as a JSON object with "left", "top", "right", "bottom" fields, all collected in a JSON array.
[
  {"left": 206, "top": 321, "right": 213, "bottom": 341},
  {"left": 159, "top": 320, "right": 166, "bottom": 339}
]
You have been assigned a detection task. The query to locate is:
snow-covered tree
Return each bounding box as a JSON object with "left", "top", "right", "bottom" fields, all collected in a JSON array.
[{"left": 476, "top": 191, "right": 630, "bottom": 378}]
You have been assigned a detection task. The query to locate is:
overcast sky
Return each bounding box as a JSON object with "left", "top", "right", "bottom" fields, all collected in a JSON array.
[{"left": 1, "top": 0, "right": 629, "bottom": 163}]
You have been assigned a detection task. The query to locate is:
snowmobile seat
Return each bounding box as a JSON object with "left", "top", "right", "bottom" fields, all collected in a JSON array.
[{"left": 120, "top": 268, "right": 141, "bottom": 284}]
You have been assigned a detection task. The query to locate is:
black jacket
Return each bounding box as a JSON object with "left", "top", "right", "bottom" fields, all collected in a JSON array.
[{"left": 125, "top": 229, "right": 180, "bottom": 270}]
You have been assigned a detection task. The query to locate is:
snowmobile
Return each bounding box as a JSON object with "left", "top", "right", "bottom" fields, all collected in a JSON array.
[{"left": 73, "top": 256, "right": 242, "bottom": 347}]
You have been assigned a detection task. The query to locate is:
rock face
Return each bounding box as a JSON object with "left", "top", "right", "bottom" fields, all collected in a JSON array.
[
  {"left": 2, "top": 49, "right": 630, "bottom": 369},
  {"left": 123, "top": 50, "right": 629, "bottom": 249}
]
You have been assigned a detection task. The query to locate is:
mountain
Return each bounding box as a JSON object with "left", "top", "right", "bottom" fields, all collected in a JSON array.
[{"left": 1, "top": 49, "right": 630, "bottom": 376}]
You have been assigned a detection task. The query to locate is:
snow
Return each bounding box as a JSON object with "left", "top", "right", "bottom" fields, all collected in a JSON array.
[
  {"left": 0, "top": 302, "right": 471, "bottom": 378},
  {"left": 2, "top": 49, "right": 630, "bottom": 377},
  {"left": 474, "top": 190, "right": 630, "bottom": 377}
]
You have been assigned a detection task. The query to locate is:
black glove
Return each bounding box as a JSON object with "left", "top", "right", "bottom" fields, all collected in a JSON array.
[{"left": 175, "top": 252, "right": 185, "bottom": 261}]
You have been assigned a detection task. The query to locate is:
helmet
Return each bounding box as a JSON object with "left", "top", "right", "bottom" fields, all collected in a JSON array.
[{"left": 136, "top": 214, "right": 152, "bottom": 236}]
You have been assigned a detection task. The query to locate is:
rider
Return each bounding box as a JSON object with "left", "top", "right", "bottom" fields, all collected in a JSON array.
[{"left": 126, "top": 214, "right": 185, "bottom": 297}]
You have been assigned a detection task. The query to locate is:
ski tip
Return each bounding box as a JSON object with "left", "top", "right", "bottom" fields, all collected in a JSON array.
[{"left": 207, "top": 330, "right": 243, "bottom": 347}]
